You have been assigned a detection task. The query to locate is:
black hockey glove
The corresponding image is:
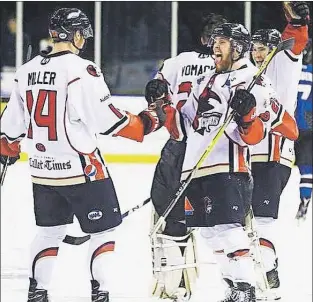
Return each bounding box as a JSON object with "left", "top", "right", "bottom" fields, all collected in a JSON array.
[
  {"left": 0, "top": 155, "right": 20, "bottom": 166},
  {"left": 283, "top": 2, "right": 310, "bottom": 26},
  {"left": 144, "top": 79, "right": 172, "bottom": 126},
  {"left": 145, "top": 79, "right": 171, "bottom": 106},
  {"left": 231, "top": 89, "right": 257, "bottom": 129}
]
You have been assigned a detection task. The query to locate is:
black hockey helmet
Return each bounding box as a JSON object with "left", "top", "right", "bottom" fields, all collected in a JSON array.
[
  {"left": 251, "top": 29, "right": 281, "bottom": 50},
  {"left": 49, "top": 8, "right": 93, "bottom": 43},
  {"left": 209, "top": 23, "right": 251, "bottom": 60}
]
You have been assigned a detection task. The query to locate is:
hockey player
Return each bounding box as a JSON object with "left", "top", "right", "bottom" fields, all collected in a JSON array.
[
  {"left": 0, "top": 8, "right": 176, "bottom": 302},
  {"left": 146, "top": 13, "right": 227, "bottom": 300},
  {"left": 250, "top": 2, "right": 309, "bottom": 298},
  {"left": 295, "top": 39, "right": 312, "bottom": 220},
  {"left": 181, "top": 23, "right": 298, "bottom": 302}
]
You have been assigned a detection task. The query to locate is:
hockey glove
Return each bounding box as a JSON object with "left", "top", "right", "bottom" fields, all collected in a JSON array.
[
  {"left": 283, "top": 2, "right": 310, "bottom": 26},
  {"left": 0, "top": 138, "right": 21, "bottom": 166},
  {"left": 145, "top": 79, "right": 172, "bottom": 106},
  {"left": 230, "top": 89, "right": 257, "bottom": 129}
]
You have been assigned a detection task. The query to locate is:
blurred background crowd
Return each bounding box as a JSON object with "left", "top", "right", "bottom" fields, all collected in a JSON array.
[{"left": 0, "top": 1, "right": 312, "bottom": 97}]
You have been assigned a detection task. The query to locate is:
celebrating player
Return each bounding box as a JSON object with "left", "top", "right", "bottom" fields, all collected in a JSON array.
[
  {"left": 250, "top": 2, "right": 309, "bottom": 299},
  {"left": 182, "top": 23, "right": 298, "bottom": 302},
  {"left": 146, "top": 13, "right": 227, "bottom": 300},
  {"left": 0, "top": 8, "right": 176, "bottom": 302}
]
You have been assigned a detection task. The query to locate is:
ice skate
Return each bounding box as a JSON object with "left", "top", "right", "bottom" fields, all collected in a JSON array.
[
  {"left": 91, "top": 280, "right": 109, "bottom": 302},
  {"left": 219, "top": 282, "right": 256, "bottom": 302},
  {"left": 27, "top": 278, "right": 49, "bottom": 302},
  {"left": 295, "top": 197, "right": 311, "bottom": 221},
  {"left": 256, "top": 268, "right": 281, "bottom": 301}
]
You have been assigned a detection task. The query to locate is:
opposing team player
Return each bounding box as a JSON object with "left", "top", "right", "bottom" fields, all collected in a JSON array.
[
  {"left": 0, "top": 8, "right": 176, "bottom": 302},
  {"left": 146, "top": 13, "right": 227, "bottom": 300},
  {"left": 250, "top": 2, "right": 309, "bottom": 298},
  {"left": 181, "top": 23, "right": 298, "bottom": 302},
  {"left": 295, "top": 39, "right": 312, "bottom": 220}
]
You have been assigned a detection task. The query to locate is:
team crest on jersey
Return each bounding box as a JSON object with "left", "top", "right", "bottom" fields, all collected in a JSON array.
[
  {"left": 87, "top": 65, "right": 101, "bottom": 77},
  {"left": 195, "top": 112, "right": 222, "bottom": 135},
  {"left": 84, "top": 164, "right": 97, "bottom": 177},
  {"left": 185, "top": 197, "right": 194, "bottom": 216}
]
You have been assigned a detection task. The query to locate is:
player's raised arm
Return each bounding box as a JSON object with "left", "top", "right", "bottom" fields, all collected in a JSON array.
[{"left": 282, "top": 1, "right": 310, "bottom": 55}]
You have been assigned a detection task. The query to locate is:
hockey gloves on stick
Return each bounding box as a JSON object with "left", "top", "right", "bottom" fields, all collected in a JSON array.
[
  {"left": 283, "top": 1, "right": 310, "bottom": 26},
  {"left": 0, "top": 138, "right": 20, "bottom": 166},
  {"left": 230, "top": 89, "right": 257, "bottom": 130}
]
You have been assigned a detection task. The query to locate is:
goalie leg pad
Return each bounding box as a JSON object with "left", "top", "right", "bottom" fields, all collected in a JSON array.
[{"left": 151, "top": 232, "right": 198, "bottom": 300}]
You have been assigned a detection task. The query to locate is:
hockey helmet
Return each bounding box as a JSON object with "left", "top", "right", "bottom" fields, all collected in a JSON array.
[
  {"left": 251, "top": 29, "right": 281, "bottom": 50},
  {"left": 49, "top": 8, "right": 93, "bottom": 43},
  {"left": 209, "top": 23, "right": 251, "bottom": 60}
]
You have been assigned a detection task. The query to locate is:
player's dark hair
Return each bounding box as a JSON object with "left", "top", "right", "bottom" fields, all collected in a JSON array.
[{"left": 200, "top": 13, "right": 228, "bottom": 42}]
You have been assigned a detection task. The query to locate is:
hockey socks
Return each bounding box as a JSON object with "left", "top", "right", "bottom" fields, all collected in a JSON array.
[
  {"left": 29, "top": 226, "right": 66, "bottom": 290},
  {"left": 88, "top": 229, "right": 116, "bottom": 294},
  {"left": 299, "top": 165, "right": 313, "bottom": 200}
]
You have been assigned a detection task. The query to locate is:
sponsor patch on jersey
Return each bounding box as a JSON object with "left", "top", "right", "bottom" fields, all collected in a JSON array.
[
  {"left": 84, "top": 164, "right": 97, "bottom": 177},
  {"left": 35, "top": 143, "right": 46, "bottom": 152},
  {"left": 185, "top": 197, "right": 194, "bottom": 216},
  {"left": 87, "top": 64, "right": 101, "bottom": 77},
  {"left": 87, "top": 210, "right": 103, "bottom": 220},
  {"left": 100, "top": 94, "right": 111, "bottom": 102}
]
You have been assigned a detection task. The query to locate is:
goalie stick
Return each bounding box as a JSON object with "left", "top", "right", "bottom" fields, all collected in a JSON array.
[
  {"left": 68, "top": 38, "right": 295, "bottom": 246},
  {"left": 150, "top": 37, "right": 295, "bottom": 237}
]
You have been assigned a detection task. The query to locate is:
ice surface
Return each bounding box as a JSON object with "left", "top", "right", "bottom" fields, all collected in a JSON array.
[{"left": 1, "top": 163, "right": 312, "bottom": 301}]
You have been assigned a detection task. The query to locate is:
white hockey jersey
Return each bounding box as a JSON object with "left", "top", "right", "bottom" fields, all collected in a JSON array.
[
  {"left": 156, "top": 51, "right": 215, "bottom": 141},
  {"left": 1, "top": 51, "right": 131, "bottom": 185},
  {"left": 181, "top": 58, "right": 285, "bottom": 180},
  {"left": 251, "top": 49, "right": 303, "bottom": 167}
]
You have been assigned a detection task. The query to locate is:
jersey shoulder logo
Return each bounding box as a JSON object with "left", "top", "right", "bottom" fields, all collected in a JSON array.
[{"left": 87, "top": 64, "right": 101, "bottom": 77}]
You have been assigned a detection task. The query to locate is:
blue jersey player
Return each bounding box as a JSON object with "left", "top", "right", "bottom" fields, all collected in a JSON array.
[{"left": 295, "top": 39, "right": 312, "bottom": 220}]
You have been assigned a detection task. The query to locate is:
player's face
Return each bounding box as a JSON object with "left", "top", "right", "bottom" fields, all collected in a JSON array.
[
  {"left": 251, "top": 42, "right": 270, "bottom": 67},
  {"left": 213, "top": 37, "right": 232, "bottom": 72}
]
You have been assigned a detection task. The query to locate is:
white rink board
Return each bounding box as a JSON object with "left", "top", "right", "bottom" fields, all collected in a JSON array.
[{"left": 1, "top": 163, "right": 312, "bottom": 302}]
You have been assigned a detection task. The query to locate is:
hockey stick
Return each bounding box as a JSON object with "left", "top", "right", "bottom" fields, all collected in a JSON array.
[
  {"left": 0, "top": 157, "right": 10, "bottom": 186},
  {"left": 150, "top": 37, "right": 295, "bottom": 238},
  {"left": 63, "top": 197, "right": 152, "bottom": 245}
]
